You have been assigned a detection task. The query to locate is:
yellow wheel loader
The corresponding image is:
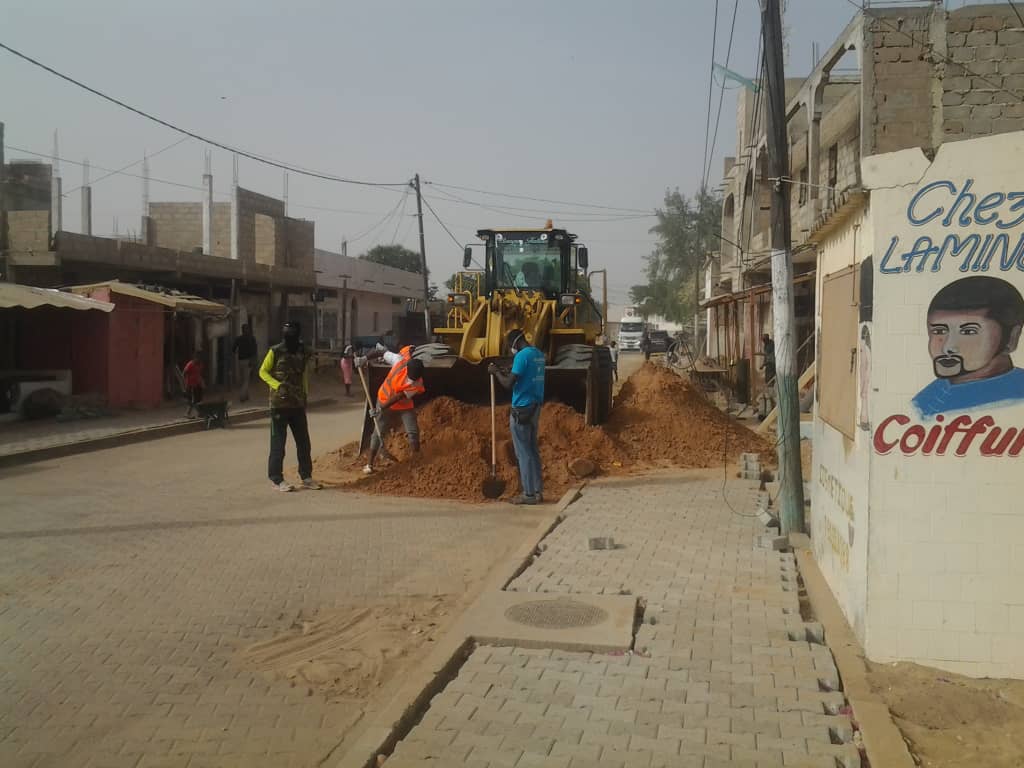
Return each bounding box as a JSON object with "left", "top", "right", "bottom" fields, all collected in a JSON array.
[{"left": 359, "top": 223, "right": 613, "bottom": 451}]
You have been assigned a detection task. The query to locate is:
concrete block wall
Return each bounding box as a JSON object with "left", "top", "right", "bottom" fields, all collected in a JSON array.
[
  {"left": 867, "top": 8, "right": 936, "bottom": 155},
  {"left": 8, "top": 210, "right": 51, "bottom": 253},
  {"left": 284, "top": 217, "right": 314, "bottom": 272},
  {"left": 236, "top": 187, "right": 285, "bottom": 263},
  {"left": 4, "top": 162, "right": 51, "bottom": 211},
  {"left": 147, "top": 203, "right": 202, "bottom": 253},
  {"left": 943, "top": 6, "right": 1024, "bottom": 142},
  {"left": 253, "top": 213, "right": 279, "bottom": 266}
]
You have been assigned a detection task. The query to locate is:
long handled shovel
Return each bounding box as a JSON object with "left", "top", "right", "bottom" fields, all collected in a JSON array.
[
  {"left": 482, "top": 374, "right": 507, "bottom": 499},
  {"left": 357, "top": 366, "right": 396, "bottom": 463}
]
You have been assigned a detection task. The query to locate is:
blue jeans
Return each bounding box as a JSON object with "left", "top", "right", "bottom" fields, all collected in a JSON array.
[{"left": 510, "top": 404, "right": 543, "bottom": 498}]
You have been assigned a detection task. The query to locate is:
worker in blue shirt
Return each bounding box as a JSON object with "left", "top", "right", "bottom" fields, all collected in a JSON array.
[{"left": 489, "top": 329, "right": 546, "bottom": 505}]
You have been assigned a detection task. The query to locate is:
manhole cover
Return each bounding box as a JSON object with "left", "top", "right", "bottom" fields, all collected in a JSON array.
[{"left": 504, "top": 599, "right": 609, "bottom": 629}]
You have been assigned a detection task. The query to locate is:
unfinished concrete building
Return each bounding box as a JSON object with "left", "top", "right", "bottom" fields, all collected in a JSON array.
[{"left": 702, "top": 2, "right": 1024, "bottom": 405}]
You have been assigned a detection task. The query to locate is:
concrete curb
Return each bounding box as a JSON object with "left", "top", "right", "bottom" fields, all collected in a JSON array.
[
  {"left": 790, "top": 533, "right": 916, "bottom": 768},
  {"left": 0, "top": 398, "right": 337, "bottom": 469},
  {"left": 332, "top": 481, "right": 587, "bottom": 768}
]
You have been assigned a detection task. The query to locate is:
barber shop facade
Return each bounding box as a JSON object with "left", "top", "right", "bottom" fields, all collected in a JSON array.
[{"left": 811, "top": 131, "right": 1024, "bottom": 679}]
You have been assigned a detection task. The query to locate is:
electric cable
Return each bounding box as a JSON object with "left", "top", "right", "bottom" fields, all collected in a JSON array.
[
  {"left": 389, "top": 188, "right": 411, "bottom": 245},
  {"left": 702, "top": 0, "right": 721, "bottom": 195},
  {"left": 425, "top": 181, "right": 650, "bottom": 214},
  {"left": 347, "top": 192, "right": 410, "bottom": 244},
  {"left": 704, "top": 0, "right": 741, "bottom": 189},
  {"left": 0, "top": 41, "right": 410, "bottom": 188},
  {"left": 63, "top": 137, "right": 190, "bottom": 197},
  {"left": 420, "top": 193, "right": 485, "bottom": 269}
]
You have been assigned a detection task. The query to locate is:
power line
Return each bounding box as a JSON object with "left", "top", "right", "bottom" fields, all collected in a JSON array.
[
  {"left": 63, "top": 137, "right": 190, "bottom": 196},
  {"left": 840, "top": 0, "right": 1024, "bottom": 102},
  {"left": 390, "top": 188, "right": 411, "bottom": 245},
  {"left": 419, "top": 194, "right": 465, "bottom": 252},
  {"left": 704, "top": 0, "right": 741, "bottom": 189},
  {"left": 0, "top": 41, "right": 410, "bottom": 188},
  {"left": 427, "top": 184, "right": 655, "bottom": 221},
  {"left": 701, "top": 0, "right": 721, "bottom": 194},
  {"left": 7, "top": 143, "right": 392, "bottom": 218},
  {"left": 347, "top": 192, "right": 411, "bottom": 244},
  {"left": 1010, "top": 1, "right": 1024, "bottom": 27},
  {"left": 6, "top": 143, "right": 209, "bottom": 193},
  {"left": 425, "top": 181, "right": 650, "bottom": 214}
]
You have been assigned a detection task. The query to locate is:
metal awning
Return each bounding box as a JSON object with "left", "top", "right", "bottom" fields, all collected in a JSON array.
[
  {"left": 67, "top": 281, "right": 228, "bottom": 316},
  {"left": 0, "top": 283, "right": 114, "bottom": 312}
]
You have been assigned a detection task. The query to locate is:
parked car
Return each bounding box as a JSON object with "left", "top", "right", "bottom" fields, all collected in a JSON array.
[{"left": 647, "top": 330, "right": 670, "bottom": 354}]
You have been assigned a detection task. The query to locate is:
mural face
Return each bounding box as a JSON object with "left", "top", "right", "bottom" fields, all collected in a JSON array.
[{"left": 912, "top": 276, "right": 1024, "bottom": 418}]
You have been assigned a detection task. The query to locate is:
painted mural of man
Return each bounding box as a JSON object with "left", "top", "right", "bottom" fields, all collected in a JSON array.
[{"left": 912, "top": 276, "right": 1024, "bottom": 418}]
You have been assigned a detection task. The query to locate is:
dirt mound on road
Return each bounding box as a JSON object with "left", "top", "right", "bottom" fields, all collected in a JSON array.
[
  {"left": 312, "top": 362, "right": 770, "bottom": 502},
  {"left": 609, "top": 363, "right": 773, "bottom": 467},
  {"left": 313, "top": 397, "right": 621, "bottom": 502}
]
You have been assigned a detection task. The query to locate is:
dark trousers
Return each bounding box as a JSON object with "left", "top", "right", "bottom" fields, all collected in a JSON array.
[{"left": 268, "top": 407, "right": 312, "bottom": 483}]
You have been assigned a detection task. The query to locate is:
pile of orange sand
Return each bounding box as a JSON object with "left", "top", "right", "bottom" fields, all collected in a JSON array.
[{"left": 312, "top": 363, "right": 772, "bottom": 502}]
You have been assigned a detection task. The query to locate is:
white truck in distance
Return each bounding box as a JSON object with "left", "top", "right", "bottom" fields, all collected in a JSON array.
[{"left": 617, "top": 307, "right": 644, "bottom": 351}]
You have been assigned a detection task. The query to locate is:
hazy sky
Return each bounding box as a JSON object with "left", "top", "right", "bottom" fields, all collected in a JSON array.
[{"left": 4, "top": 0, "right": 863, "bottom": 304}]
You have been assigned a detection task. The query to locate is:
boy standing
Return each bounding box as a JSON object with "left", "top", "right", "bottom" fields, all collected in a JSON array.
[{"left": 182, "top": 351, "right": 205, "bottom": 418}]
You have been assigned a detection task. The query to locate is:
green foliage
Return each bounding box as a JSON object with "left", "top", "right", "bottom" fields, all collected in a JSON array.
[
  {"left": 638, "top": 187, "right": 722, "bottom": 323},
  {"left": 360, "top": 244, "right": 425, "bottom": 274}
]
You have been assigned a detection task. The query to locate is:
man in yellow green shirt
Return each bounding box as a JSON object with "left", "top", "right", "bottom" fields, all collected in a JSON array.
[{"left": 259, "top": 321, "right": 320, "bottom": 492}]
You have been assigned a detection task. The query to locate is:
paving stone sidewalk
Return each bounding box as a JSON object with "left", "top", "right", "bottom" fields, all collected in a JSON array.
[{"left": 384, "top": 472, "right": 861, "bottom": 767}]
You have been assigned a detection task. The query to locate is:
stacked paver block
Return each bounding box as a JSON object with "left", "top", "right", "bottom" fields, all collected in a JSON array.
[{"left": 386, "top": 476, "right": 860, "bottom": 767}]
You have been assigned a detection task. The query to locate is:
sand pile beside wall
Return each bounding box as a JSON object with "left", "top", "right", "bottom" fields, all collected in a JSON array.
[{"left": 608, "top": 363, "right": 774, "bottom": 467}]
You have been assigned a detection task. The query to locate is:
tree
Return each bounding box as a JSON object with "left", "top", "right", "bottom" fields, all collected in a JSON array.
[
  {"left": 637, "top": 186, "right": 722, "bottom": 323},
  {"left": 360, "top": 244, "right": 425, "bottom": 274}
]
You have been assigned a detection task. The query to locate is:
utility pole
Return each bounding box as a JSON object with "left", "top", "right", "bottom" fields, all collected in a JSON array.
[
  {"left": 412, "top": 173, "right": 432, "bottom": 340},
  {"left": 0, "top": 122, "right": 8, "bottom": 280},
  {"left": 761, "top": 0, "right": 805, "bottom": 534}
]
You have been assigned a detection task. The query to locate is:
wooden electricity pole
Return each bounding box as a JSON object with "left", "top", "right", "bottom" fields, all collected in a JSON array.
[
  {"left": 761, "top": 0, "right": 805, "bottom": 534},
  {"left": 412, "top": 173, "right": 432, "bottom": 340}
]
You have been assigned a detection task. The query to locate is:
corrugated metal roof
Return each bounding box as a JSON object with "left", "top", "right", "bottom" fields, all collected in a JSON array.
[
  {"left": 0, "top": 283, "right": 115, "bottom": 312},
  {"left": 67, "top": 281, "right": 228, "bottom": 315}
]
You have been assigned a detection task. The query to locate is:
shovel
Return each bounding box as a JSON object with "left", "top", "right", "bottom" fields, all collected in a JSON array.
[
  {"left": 357, "top": 365, "right": 397, "bottom": 463},
  {"left": 483, "top": 373, "right": 507, "bottom": 499}
]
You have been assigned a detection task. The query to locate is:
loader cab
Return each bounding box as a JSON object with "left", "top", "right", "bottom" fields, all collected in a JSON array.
[{"left": 475, "top": 227, "right": 584, "bottom": 299}]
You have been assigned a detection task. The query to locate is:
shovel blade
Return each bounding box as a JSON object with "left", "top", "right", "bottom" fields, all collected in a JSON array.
[{"left": 482, "top": 476, "right": 506, "bottom": 499}]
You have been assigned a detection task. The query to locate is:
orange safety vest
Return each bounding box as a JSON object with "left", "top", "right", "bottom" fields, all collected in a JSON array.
[{"left": 377, "top": 357, "right": 425, "bottom": 411}]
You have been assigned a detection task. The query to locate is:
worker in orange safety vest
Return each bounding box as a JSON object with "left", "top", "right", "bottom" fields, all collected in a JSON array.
[{"left": 354, "top": 345, "right": 426, "bottom": 474}]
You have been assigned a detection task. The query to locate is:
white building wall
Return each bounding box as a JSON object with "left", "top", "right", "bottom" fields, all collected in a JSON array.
[
  {"left": 811, "top": 203, "right": 873, "bottom": 643},
  {"left": 816, "top": 132, "right": 1024, "bottom": 679}
]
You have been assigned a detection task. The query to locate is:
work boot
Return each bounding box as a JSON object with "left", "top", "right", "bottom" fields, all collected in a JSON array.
[
  {"left": 271, "top": 480, "right": 294, "bottom": 492},
  {"left": 510, "top": 494, "right": 539, "bottom": 506},
  {"left": 301, "top": 477, "right": 322, "bottom": 490}
]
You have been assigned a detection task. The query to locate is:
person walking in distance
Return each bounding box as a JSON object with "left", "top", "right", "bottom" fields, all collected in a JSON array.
[
  {"left": 355, "top": 345, "right": 425, "bottom": 474},
  {"left": 761, "top": 333, "right": 777, "bottom": 386},
  {"left": 489, "top": 329, "right": 545, "bottom": 505},
  {"left": 259, "top": 321, "right": 321, "bottom": 492},
  {"left": 182, "top": 350, "right": 205, "bottom": 418},
  {"left": 339, "top": 344, "right": 355, "bottom": 397},
  {"left": 233, "top": 323, "right": 258, "bottom": 402},
  {"left": 609, "top": 340, "right": 619, "bottom": 382}
]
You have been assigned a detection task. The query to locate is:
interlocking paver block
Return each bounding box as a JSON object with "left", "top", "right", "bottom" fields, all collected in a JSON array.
[{"left": 385, "top": 475, "right": 857, "bottom": 767}]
